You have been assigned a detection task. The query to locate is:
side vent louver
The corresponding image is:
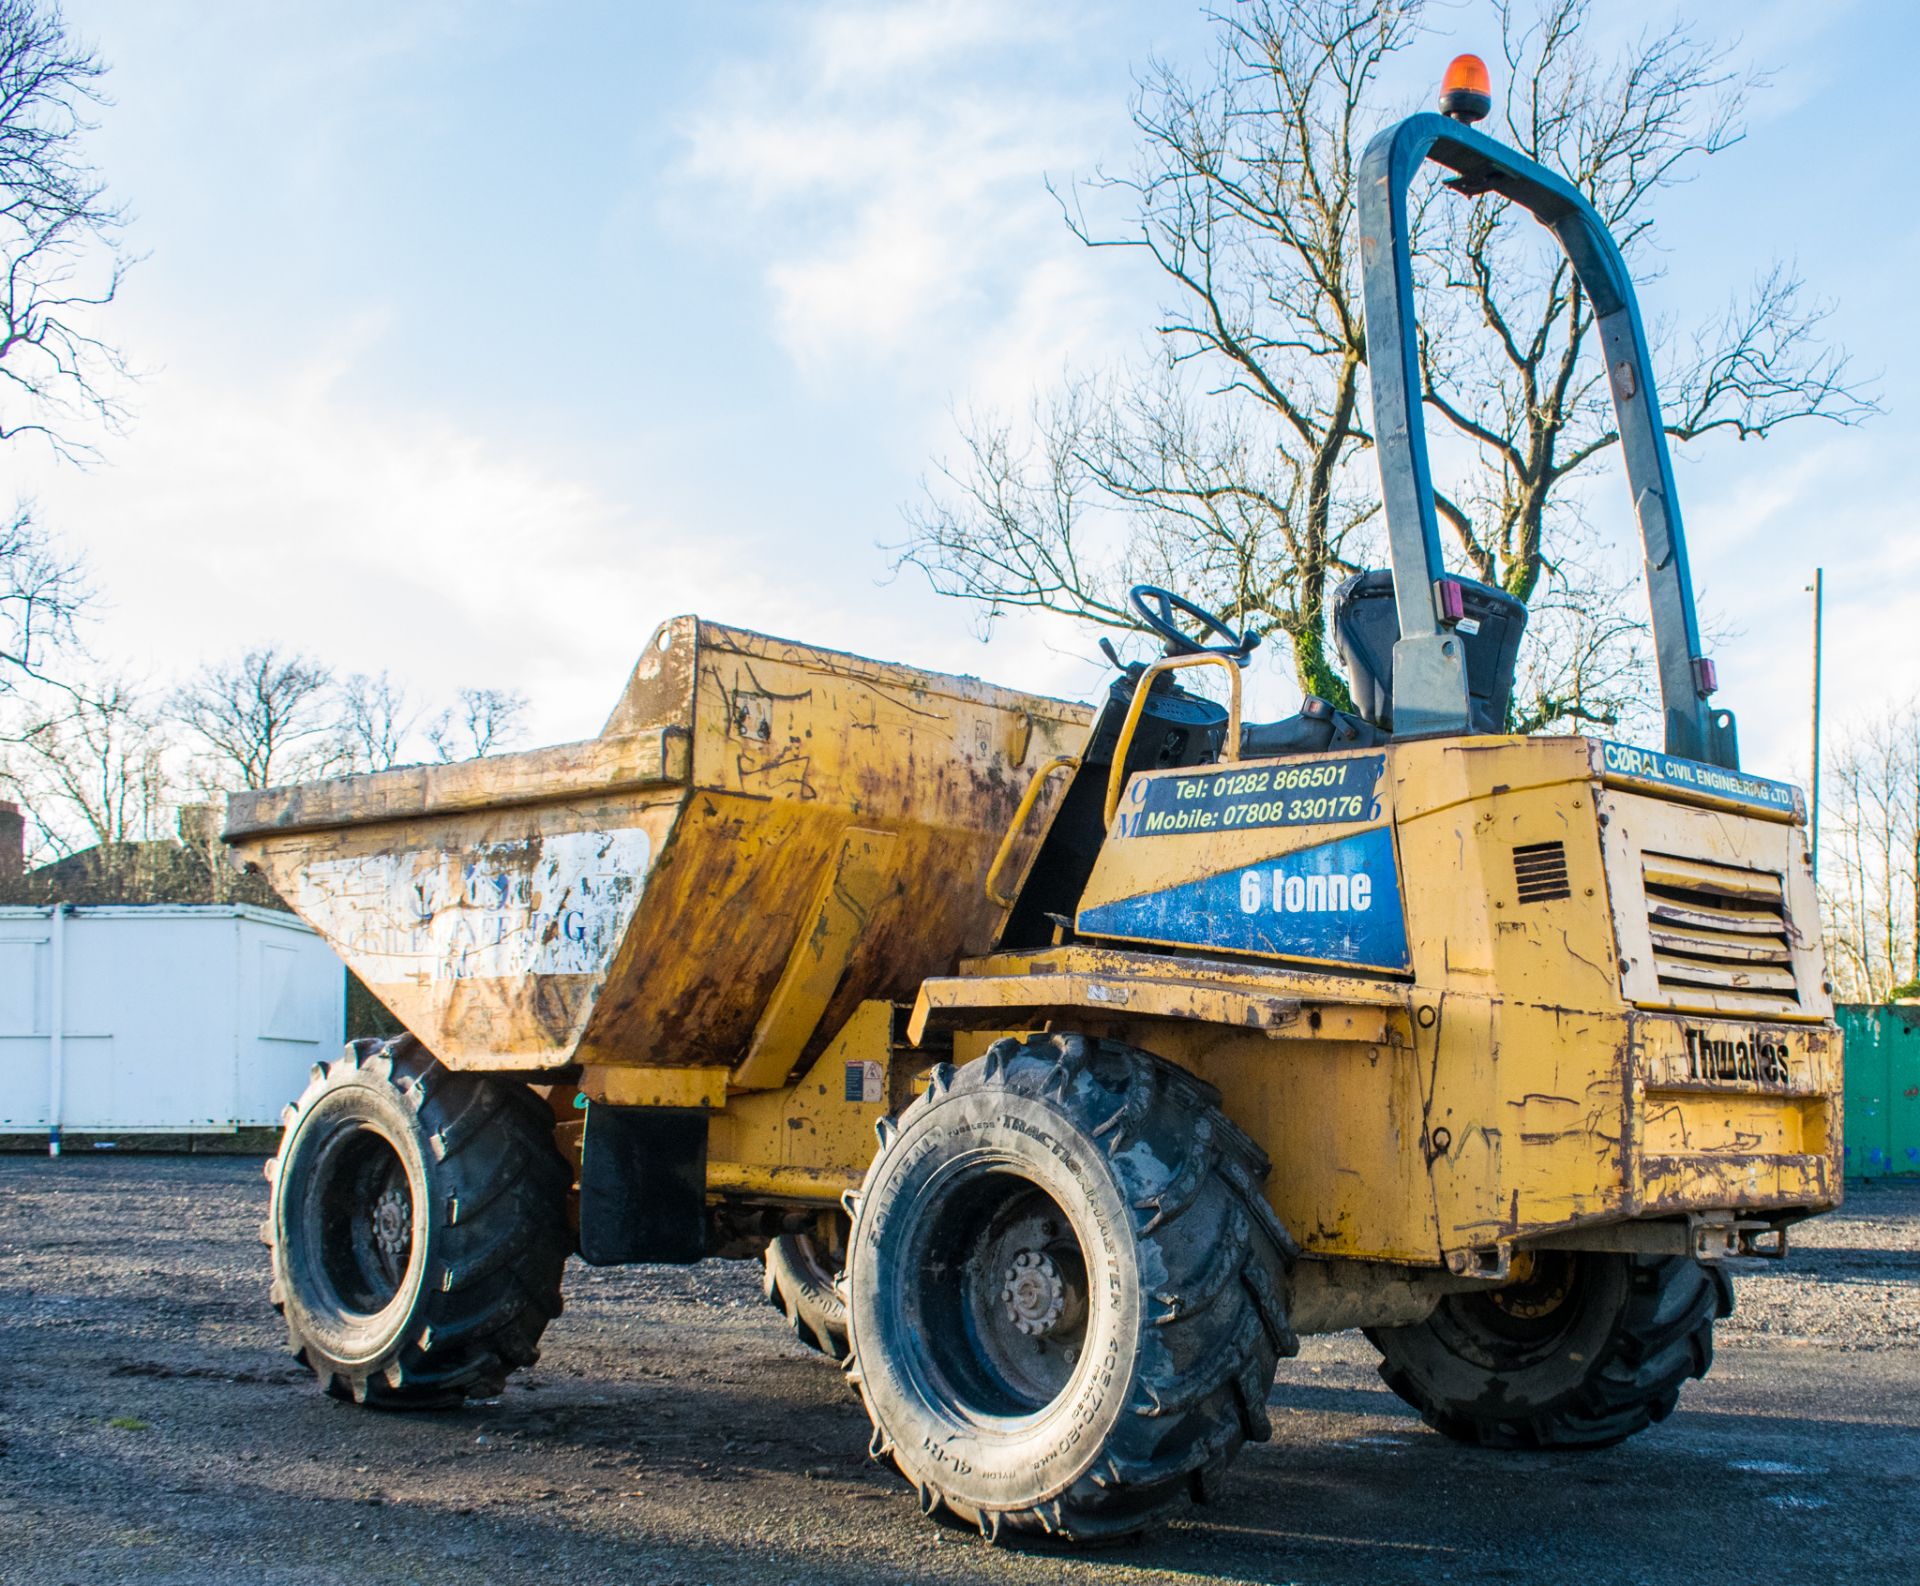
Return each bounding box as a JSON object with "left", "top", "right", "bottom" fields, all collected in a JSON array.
[
  {"left": 1513, "top": 841, "right": 1571, "bottom": 904},
  {"left": 1641, "top": 853, "right": 1798, "bottom": 1011}
]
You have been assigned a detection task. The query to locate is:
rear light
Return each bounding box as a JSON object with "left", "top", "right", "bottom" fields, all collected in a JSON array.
[
  {"left": 1694, "top": 656, "right": 1718, "bottom": 696},
  {"left": 1435, "top": 578, "right": 1466, "bottom": 624}
]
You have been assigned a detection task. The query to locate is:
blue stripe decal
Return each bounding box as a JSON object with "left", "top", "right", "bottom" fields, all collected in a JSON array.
[{"left": 1078, "top": 826, "right": 1411, "bottom": 971}]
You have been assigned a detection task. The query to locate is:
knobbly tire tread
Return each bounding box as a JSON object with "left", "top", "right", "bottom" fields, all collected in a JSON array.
[
  {"left": 846, "top": 1033, "right": 1297, "bottom": 1543},
  {"left": 265, "top": 1034, "right": 571, "bottom": 1410},
  {"left": 1368, "top": 1252, "right": 1732, "bottom": 1450},
  {"left": 762, "top": 1230, "right": 851, "bottom": 1361}
]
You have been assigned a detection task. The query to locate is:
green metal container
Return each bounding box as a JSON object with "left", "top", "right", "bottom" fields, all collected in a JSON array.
[{"left": 1838, "top": 1003, "right": 1920, "bottom": 1177}]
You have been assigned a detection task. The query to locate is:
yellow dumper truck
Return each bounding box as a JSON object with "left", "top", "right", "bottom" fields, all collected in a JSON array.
[{"left": 227, "top": 71, "right": 1840, "bottom": 1544}]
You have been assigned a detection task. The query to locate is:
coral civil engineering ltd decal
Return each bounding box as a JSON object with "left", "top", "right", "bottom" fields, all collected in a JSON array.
[{"left": 1078, "top": 826, "right": 1411, "bottom": 971}]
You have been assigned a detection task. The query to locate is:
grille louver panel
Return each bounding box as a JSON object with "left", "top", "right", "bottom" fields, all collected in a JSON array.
[
  {"left": 1513, "top": 841, "right": 1571, "bottom": 904},
  {"left": 1641, "top": 852, "right": 1798, "bottom": 1010}
]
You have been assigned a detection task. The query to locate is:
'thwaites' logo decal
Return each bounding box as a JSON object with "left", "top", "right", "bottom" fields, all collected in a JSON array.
[{"left": 1680, "top": 1027, "right": 1795, "bottom": 1087}]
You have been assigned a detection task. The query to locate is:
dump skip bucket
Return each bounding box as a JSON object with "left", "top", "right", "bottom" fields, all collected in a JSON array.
[{"left": 225, "top": 618, "right": 1089, "bottom": 1082}]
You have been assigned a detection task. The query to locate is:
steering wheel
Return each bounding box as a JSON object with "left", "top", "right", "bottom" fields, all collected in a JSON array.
[{"left": 1128, "top": 585, "right": 1259, "bottom": 663}]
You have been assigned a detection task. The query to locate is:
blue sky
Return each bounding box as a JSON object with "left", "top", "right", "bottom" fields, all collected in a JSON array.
[{"left": 13, "top": 0, "right": 1920, "bottom": 786}]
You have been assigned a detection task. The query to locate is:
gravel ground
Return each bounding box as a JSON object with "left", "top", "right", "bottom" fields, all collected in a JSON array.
[{"left": 1, "top": 1157, "right": 1916, "bottom": 1586}]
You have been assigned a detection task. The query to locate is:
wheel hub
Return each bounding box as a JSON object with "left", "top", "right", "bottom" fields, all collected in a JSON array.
[
  {"left": 307, "top": 1123, "right": 416, "bottom": 1315},
  {"left": 1488, "top": 1252, "right": 1575, "bottom": 1323},
  {"left": 1002, "top": 1248, "right": 1066, "bottom": 1337},
  {"left": 372, "top": 1184, "right": 411, "bottom": 1262},
  {"left": 917, "top": 1181, "right": 1093, "bottom": 1413}
]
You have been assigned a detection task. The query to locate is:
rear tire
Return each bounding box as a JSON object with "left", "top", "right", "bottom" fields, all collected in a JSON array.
[
  {"left": 845, "top": 1033, "right": 1297, "bottom": 1543},
  {"left": 264, "top": 1035, "right": 571, "bottom": 1408},
  {"left": 763, "top": 1213, "right": 850, "bottom": 1360},
  {"left": 1366, "top": 1251, "right": 1733, "bottom": 1449}
]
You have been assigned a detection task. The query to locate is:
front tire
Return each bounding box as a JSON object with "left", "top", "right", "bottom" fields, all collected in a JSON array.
[
  {"left": 265, "top": 1035, "right": 571, "bottom": 1408},
  {"left": 845, "top": 1033, "right": 1296, "bottom": 1543},
  {"left": 1367, "top": 1250, "right": 1733, "bottom": 1449}
]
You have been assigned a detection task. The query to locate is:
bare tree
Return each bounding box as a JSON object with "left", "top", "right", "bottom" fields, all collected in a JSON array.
[
  {"left": 171, "top": 647, "right": 340, "bottom": 791},
  {"left": 1508, "top": 549, "right": 1656, "bottom": 740},
  {"left": 1412, "top": 0, "right": 1872, "bottom": 723},
  {"left": 0, "top": 0, "right": 128, "bottom": 461},
  {"left": 6, "top": 672, "right": 168, "bottom": 859},
  {"left": 1819, "top": 706, "right": 1920, "bottom": 1003},
  {"left": 339, "top": 669, "right": 415, "bottom": 772},
  {"left": 0, "top": 500, "right": 85, "bottom": 694},
  {"left": 427, "top": 686, "right": 527, "bottom": 763},
  {"left": 903, "top": 0, "right": 1408, "bottom": 704},
  {"left": 0, "top": 3, "right": 119, "bottom": 705},
  {"left": 898, "top": 0, "right": 1873, "bottom": 728}
]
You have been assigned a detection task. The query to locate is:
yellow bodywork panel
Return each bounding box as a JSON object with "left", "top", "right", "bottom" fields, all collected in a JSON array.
[
  {"left": 919, "top": 733, "right": 1839, "bottom": 1264},
  {"left": 226, "top": 616, "right": 1839, "bottom": 1265},
  {"left": 732, "top": 827, "right": 900, "bottom": 1090},
  {"left": 707, "top": 1000, "right": 900, "bottom": 1203},
  {"left": 912, "top": 946, "right": 1398, "bottom": 1045},
  {"left": 585, "top": 1064, "right": 729, "bottom": 1110}
]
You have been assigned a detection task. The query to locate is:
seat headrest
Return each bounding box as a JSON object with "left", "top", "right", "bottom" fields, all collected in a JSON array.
[{"left": 1332, "top": 569, "right": 1528, "bottom": 735}]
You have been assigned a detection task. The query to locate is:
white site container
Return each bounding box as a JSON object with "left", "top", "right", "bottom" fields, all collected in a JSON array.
[{"left": 0, "top": 905, "right": 345, "bottom": 1146}]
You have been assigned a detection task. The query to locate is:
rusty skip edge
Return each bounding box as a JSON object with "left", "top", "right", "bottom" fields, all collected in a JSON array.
[
  {"left": 221, "top": 617, "right": 1090, "bottom": 847},
  {"left": 695, "top": 618, "right": 1095, "bottom": 721},
  {"left": 222, "top": 727, "right": 697, "bottom": 843}
]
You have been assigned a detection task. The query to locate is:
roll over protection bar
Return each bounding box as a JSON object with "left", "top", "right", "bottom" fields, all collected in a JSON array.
[{"left": 1357, "top": 111, "right": 1738, "bottom": 769}]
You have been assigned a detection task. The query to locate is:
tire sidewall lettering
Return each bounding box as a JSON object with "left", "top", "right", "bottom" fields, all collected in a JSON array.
[
  {"left": 274, "top": 1071, "right": 436, "bottom": 1371},
  {"left": 849, "top": 1080, "right": 1144, "bottom": 1510}
]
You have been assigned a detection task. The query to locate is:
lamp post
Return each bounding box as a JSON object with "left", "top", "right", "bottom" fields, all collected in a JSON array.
[{"left": 1809, "top": 567, "right": 1823, "bottom": 877}]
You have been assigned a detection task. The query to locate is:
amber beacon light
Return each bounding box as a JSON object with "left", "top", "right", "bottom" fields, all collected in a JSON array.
[{"left": 1438, "top": 53, "right": 1492, "bottom": 123}]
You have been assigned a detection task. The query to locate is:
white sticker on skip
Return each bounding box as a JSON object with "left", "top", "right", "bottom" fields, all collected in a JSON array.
[{"left": 289, "top": 827, "right": 654, "bottom": 984}]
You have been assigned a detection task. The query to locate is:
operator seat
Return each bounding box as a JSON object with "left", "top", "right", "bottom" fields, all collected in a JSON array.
[
  {"left": 1334, "top": 568, "right": 1527, "bottom": 735},
  {"left": 1238, "top": 568, "right": 1527, "bottom": 757}
]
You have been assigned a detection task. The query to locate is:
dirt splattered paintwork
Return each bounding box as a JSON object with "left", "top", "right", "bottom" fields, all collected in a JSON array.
[{"left": 225, "top": 618, "right": 1088, "bottom": 1078}]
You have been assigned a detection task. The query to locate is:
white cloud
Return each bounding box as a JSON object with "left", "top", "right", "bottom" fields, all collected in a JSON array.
[
  {"left": 670, "top": 0, "right": 1136, "bottom": 394},
  {"left": 1677, "top": 425, "right": 1920, "bottom": 786},
  {"left": 806, "top": 0, "right": 1065, "bottom": 88},
  {"left": 13, "top": 331, "right": 808, "bottom": 749}
]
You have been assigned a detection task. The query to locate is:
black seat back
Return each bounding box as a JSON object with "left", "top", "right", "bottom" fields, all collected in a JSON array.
[{"left": 1333, "top": 569, "right": 1527, "bottom": 735}]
